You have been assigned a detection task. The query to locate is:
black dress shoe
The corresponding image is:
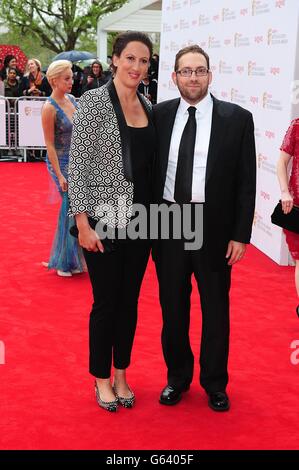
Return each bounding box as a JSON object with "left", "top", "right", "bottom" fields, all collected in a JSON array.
[
  {"left": 296, "top": 305, "right": 299, "bottom": 318},
  {"left": 207, "top": 391, "right": 230, "bottom": 412},
  {"left": 159, "top": 384, "right": 189, "bottom": 406}
]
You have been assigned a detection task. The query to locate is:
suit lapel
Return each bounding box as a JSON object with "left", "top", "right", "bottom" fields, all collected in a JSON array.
[
  {"left": 205, "top": 95, "right": 227, "bottom": 184},
  {"left": 107, "top": 79, "right": 133, "bottom": 182}
]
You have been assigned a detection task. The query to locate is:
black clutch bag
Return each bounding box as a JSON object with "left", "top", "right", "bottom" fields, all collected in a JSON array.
[
  {"left": 271, "top": 201, "right": 299, "bottom": 234},
  {"left": 70, "top": 218, "right": 116, "bottom": 253}
]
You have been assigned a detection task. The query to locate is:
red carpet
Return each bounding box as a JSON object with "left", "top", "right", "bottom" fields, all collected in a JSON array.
[{"left": 0, "top": 163, "right": 298, "bottom": 450}]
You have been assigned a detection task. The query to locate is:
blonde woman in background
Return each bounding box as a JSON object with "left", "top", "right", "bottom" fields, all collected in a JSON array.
[
  {"left": 41, "top": 60, "right": 84, "bottom": 276},
  {"left": 20, "top": 58, "right": 51, "bottom": 97}
]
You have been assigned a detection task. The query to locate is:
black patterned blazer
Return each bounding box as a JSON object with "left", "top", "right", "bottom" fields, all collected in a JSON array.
[{"left": 68, "top": 80, "right": 152, "bottom": 228}]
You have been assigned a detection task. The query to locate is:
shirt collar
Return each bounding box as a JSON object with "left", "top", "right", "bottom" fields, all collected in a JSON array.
[{"left": 178, "top": 92, "right": 213, "bottom": 116}]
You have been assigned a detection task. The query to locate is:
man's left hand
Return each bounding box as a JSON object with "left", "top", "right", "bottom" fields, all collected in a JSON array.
[{"left": 226, "top": 241, "right": 246, "bottom": 265}]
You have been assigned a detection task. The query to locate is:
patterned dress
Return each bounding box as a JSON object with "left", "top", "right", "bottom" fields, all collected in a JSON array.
[
  {"left": 280, "top": 118, "right": 299, "bottom": 259},
  {"left": 46, "top": 95, "right": 84, "bottom": 272}
]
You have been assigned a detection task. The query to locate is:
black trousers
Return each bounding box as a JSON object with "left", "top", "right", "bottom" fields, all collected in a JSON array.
[
  {"left": 84, "top": 240, "right": 151, "bottom": 378},
  {"left": 155, "top": 231, "right": 231, "bottom": 393}
]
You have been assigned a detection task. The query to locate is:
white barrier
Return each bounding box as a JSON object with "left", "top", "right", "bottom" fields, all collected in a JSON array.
[
  {"left": 16, "top": 97, "right": 46, "bottom": 148},
  {"left": 0, "top": 97, "right": 7, "bottom": 147}
]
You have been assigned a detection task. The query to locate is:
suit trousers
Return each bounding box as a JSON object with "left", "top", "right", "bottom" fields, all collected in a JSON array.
[
  {"left": 154, "top": 206, "right": 231, "bottom": 393},
  {"left": 84, "top": 239, "right": 151, "bottom": 378}
]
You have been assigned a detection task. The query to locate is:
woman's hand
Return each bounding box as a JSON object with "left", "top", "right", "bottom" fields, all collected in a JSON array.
[
  {"left": 78, "top": 226, "right": 104, "bottom": 252},
  {"left": 281, "top": 190, "right": 293, "bottom": 214},
  {"left": 58, "top": 174, "right": 68, "bottom": 192}
]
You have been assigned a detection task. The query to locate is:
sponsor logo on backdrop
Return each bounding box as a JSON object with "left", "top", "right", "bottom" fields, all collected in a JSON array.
[
  {"left": 250, "top": 96, "right": 259, "bottom": 105},
  {"left": 291, "top": 80, "right": 299, "bottom": 105},
  {"left": 180, "top": 19, "right": 189, "bottom": 30},
  {"left": 222, "top": 8, "right": 236, "bottom": 21},
  {"left": 198, "top": 14, "right": 210, "bottom": 26},
  {"left": 252, "top": 0, "right": 270, "bottom": 15},
  {"left": 231, "top": 88, "right": 247, "bottom": 105},
  {"left": 270, "top": 67, "right": 280, "bottom": 76},
  {"left": 234, "top": 33, "right": 250, "bottom": 47},
  {"left": 168, "top": 80, "right": 177, "bottom": 91},
  {"left": 224, "top": 38, "right": 232, "bottom": 46},
  {"left": 254, "top": 35, "right": 264, "bottom": 44},
  {"left": 262, "top": 92, "right": 283, "bottom": 111},
  {"left": 171, "top": 0, "right": 182, "bottom": 10},
  {"left": 221, "top": 90, "right": 229, "bottom": 99},
  {"left": 236, "top": 65, "right": 245, "bottom": 74},
  {"left": 190, "top": 0, "right": 201, "bottom": 5},
  {"left": 200, "top": 41, "right": 207, "bottom": 48},
  {"left": 255, "top": 127, "right": 261, "bottom": 139},
  {"left": 253, "top": 210, "right": 259, "bottom": 226},
  {"left": 219, "top": 60, "right": 233, "bottom": 74},
  {"left": 240, "top": 8, "right": 248, "bottom": 16},
  {"left": 24, "top": 106, "right": 41, "bottom": 117},
  {"left": 258, "top": 153, "right": 276, "bottom": 175},
  {"left": 260, "top": 190, "right": 270, "bottom": 200},
  {"left": 208, "top": 36, "right": 221, "bottom": 48},
  {"left": 213, "top": 14, "right": 220, "bottom": 22},
  {"left": 275, "top": 0, "right": 285, "bottom": 8},
  {"left": 265, "top": 129, "right": 275, "bottom": 139},
  {"left": 210, "top": 65, "right": 217, "bottom": 73},
  {"left": 163, "top": 23, "right": 172, "bottom": 32},
  {"left": 267, "top": 28, "right": 288, "bottom": 45},
  {"left": 253, "top": 211, "right": 272, "bottom": 237},
  {"left": 170, "top": 41, "right": 180, "bottom": 51},
  {"left": 248, "top": 61, "right": 266, "bottom": 76}
]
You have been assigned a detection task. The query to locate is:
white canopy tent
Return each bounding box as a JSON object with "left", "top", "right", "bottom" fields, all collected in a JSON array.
[{"left": 97, "top": 0, "right": 161, "bottom": 62}]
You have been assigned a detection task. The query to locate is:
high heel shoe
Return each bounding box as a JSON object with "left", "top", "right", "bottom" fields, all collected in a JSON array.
[
  {"left": 57, "top": 270, "right": 72, "bottom": 277},
  {"left": 296, "top": 305, "right": 299, "bottom": 318},
  {"left": 95, "top": 381, "right": 118, "bottom": 412},
  {"left": 113, "top": 385, "right": 135, "bottom": 408}
]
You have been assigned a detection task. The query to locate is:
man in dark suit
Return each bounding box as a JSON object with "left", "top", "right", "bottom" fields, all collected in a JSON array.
[{"left": 153, "top": 45, "right": 256, "bottom": 411}]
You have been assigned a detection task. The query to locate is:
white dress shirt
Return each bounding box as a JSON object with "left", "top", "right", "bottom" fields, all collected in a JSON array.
[{"left": 163, "top": 92, "right": 213, "bottom": 203}]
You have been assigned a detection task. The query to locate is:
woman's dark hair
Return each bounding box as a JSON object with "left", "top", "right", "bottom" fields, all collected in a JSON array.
[
  {"left": 91, "top": 60, "right": 103, "bottom": 76},
  {"left": 3, "top": 55, "right": 16, "bottom": 68},
  {"left": 111, "top": 31, "right": 153, "bottom": 73}
]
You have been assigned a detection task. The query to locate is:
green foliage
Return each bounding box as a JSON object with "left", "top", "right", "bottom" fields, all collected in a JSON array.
[{"left": 0, "top": 0, "right": 127, "bottom": 53}]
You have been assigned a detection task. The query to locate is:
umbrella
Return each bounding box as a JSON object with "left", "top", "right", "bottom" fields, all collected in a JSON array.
[
  {"left": 52, "top": 50, "right": 96, "bottom": 63},
  {"left": 77, "top": 58, "right": 110, "bottom": 71}
]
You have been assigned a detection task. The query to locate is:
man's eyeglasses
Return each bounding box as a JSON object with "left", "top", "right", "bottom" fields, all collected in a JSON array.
[{"left": 176, "top": 67, "right": 209, "bottom": 77}]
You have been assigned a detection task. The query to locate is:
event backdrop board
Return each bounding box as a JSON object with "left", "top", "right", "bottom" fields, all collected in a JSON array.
[{"left": 158, "top": 0, "right": 299, "bottom": 265}]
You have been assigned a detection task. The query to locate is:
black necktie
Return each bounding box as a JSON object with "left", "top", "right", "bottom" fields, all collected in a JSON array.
[{"left": 174, "top": 106, "right": 197, "bottom": 203}]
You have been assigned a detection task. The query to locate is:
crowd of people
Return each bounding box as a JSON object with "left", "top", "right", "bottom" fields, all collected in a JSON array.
[{"left": 0, "top": 52, "right": 159, "bottom": 103}]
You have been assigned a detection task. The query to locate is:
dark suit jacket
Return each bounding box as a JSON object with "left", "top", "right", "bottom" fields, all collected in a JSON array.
[{"left": 153, "top": 94, "right": 256, "bottom": 268}]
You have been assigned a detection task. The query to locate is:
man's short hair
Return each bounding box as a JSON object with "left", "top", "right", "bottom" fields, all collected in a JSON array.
[{"left": 174, "top": 45, "right": 210, "bottom": 72}]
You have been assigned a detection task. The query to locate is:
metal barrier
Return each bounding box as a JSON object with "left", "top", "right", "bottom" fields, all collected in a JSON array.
[
  {"left": 0, "top": 95, "right": 81, "bottom": 163},
  {"left": 0, "top": 96, "right": 48, "bottom": 162},
  {"left": 14, "top": 96, "right": 47, "bottom": 162},
  {"left": 0, "top": 96, "right": 20, "bottom": 161}
]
